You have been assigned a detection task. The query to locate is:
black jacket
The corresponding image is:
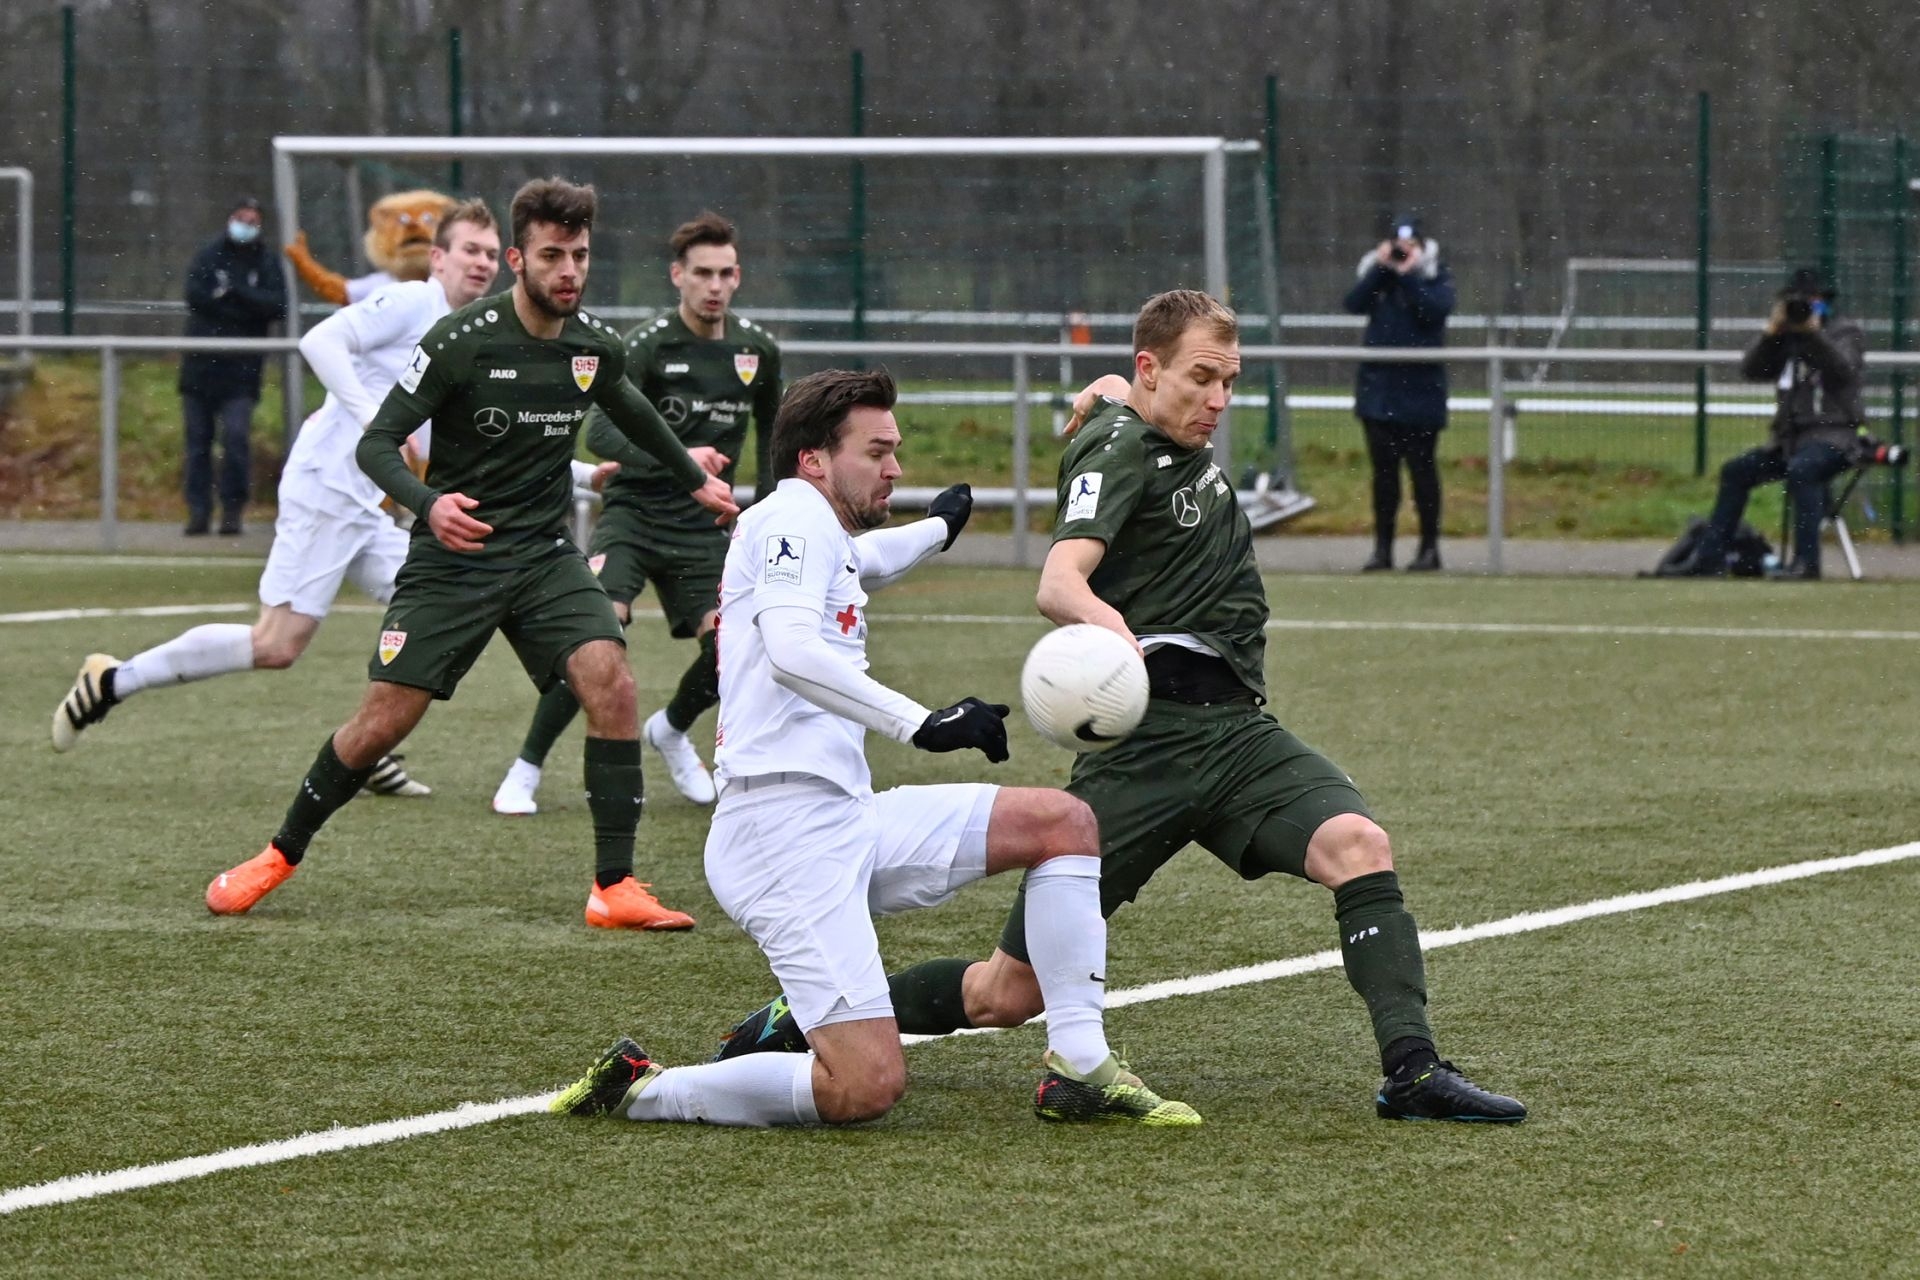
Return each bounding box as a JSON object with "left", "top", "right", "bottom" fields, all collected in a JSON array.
[
  {"left": 178, "top": 234, "right": 287, "bottom": 401},
  {"left": 1740, "top": 316, "right": 1867, "bottom": 454},
  {"left": 1343, "top": 241, "right": 1454, "bottom": 432}
]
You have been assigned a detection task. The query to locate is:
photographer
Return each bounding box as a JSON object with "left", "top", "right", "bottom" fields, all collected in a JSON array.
[
  {"left": 1344, "top": 213, "right": 1454, "bottom": 572},
  {"left": 1681, "top": 268, "right": 1865, "bottom": 580}
]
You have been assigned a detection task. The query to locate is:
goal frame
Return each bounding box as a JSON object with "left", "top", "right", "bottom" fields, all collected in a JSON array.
[{"left": 269, "top": 135, "right": 1241, "bottom": 442}]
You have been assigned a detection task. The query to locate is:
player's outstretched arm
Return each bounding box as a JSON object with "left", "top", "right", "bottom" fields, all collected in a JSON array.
[
  {"left": 850, "top": 483, "right": 971, "bottom": 590},
  {"left": 298, "top": 305, "right": 381, "bottom": 426},
  {"left": 596, "top": 379, "right": 738, "bottom": 522},
  {"left": 357, "top": 388, "right": 441, "bottom": 522},
  {"left": 757, "top": 605, "right": 931, "bottom": 741},
  {"left": 1037, "top": 538, "right": 1140, "bottom": 655}
]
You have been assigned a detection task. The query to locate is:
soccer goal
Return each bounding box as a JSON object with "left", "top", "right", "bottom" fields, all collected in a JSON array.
[{"left": 269, "top": 134, "right": 1282, "bottom": 482}]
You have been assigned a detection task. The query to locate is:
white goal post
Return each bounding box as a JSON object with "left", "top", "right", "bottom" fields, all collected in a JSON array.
[{"left": 269, "top": 135, "right": 1244, "bottom": 457}]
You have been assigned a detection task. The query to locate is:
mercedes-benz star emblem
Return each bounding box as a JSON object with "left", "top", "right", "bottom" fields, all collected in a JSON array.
[
  {"left": 1171, "top": 487, "right": 1201, "bottom": 528},
  {"left": 474, "top": 406, "right": 511, "bottom": 438},
  {"left": 657, "top": 394, "right": 689, "bottom": 426}
]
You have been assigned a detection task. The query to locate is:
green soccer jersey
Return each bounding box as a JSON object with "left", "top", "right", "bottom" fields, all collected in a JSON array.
[
  {"left": 359, "top": 290, "right": 700, "bottom": 565},
  {"left": 1052, "top": 398, "right": 1269, "bottom": 700},
  {"left": 586, "top": 308, "right": 780, "bottom": 529}
]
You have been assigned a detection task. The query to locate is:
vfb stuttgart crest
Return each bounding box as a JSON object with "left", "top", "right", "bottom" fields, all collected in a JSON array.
[
  {"left": 378, "top": 630, "right": 407, "bottom": 665},
  {"left": 734, "top": 353, "right": 760, "bottom": 385},
  {"left": 572, "top": 355, "right": 599, "bottom": 391}
]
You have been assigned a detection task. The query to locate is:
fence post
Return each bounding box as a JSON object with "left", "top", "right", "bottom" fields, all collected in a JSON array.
[
  {"left": 99, "top": 346, "right": 119, "bottom": 552},
  {"left": 1486, "top": 350, "right": 1505, "bottom": 574},
  {"left": 60, "top": 4, "right": 76, "bottom": 337},
  {"left": 848, "top": 49, "right": 867, "bottom": 347},
  {"left": 448, "top": 28, "right": 465, "bottom": 192},
  {"left": 1694, "top": 90, "right": 1711, "bottom": 478},
  {"left": 1012, "top": 351, "right": 1031, "bottom": 568},
  {"left": 1890, "top": 133, "right": 1909, "bottom": 543}
]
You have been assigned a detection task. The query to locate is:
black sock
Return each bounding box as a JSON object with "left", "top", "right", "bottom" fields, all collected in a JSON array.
[
  {"left": 886, "top": 958, "right": 976, "bottom": 1035},
  {"left": 1383, "top": 1036, "right": 1440, "bottom": 1079},
  {"left": 273, "top": 735, "right": 375, "bottom": 864},
  {"left": 519, "top": 680, "right": 582, "bottom": 769},
  {"left": 584, "top": 736, "right": 643, "bottom": 886},
  {"left": 1333, "top": 870, "right": 1434, "bottom": 1069},
  {"left": 665, "top": 630, "right": 720, "bottom": 735}
]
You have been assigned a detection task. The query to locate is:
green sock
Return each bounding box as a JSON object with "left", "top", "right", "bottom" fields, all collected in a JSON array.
[
  {"left": 519, "top": 681, "right": 582, "bottom": 768},
  {"left": 273, "top": 735, "right": 374, "bottom": 864},
  {"left": 886, "top": 958, "right": 976, "bottom": 1035},
  {"left": 665, "top": 630, "right": 720, "bottom": 734},
  {"left": 583, "top": 736, "right": 643, "bottom": 887},
  {"left": 1334, "top": 870, "right": 1434, "bottom": 1057}
]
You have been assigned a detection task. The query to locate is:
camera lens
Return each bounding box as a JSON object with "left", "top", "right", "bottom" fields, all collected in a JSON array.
[{"left": 1784, "top": 297, "right": 1812, "bottom": 324}]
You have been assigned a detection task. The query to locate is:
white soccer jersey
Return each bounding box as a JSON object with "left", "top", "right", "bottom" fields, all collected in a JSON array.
[
  {"left": 715, "top": 479, "right": 899, "bottom": 798},
  {"left": 345, "top": 270, "right": 398, "bottom": 304},
  {"left": 283, "top": 278, "right": 447, "bottom": 514}
]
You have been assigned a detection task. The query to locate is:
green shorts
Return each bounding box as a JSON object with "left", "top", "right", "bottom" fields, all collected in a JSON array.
[
  {"left": 369, "top": 540, "right": 624, "bottom": 699},
  {"left": 588, "top": 506, "right": 725, "bottom": 638},
  {"left": 998, "top": 699, "right": 1370, "bottom": 963}
]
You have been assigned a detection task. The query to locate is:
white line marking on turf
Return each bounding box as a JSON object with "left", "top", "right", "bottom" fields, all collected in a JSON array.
[
  {"left": 4, "top": 840, "right": 1916, "bottom": 1216},
  {"left": 8, "top": 602, "right": 1920, "bottom": 644}
]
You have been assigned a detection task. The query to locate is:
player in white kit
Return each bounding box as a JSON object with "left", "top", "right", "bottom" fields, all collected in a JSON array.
[
  {"left": 49, "top": 201, "right": 504, "bottom": 800},
  {"left": 551, "top": 368, "right": 1201, "bottom": 1128}
]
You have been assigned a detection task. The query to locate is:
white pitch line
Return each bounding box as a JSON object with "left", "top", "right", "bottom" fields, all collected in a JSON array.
[
  {"left": 5, "top": 839, "right": 1917, "bottom": 1217},
  {"left": 8, "top": 601, "right": 1920, "bottom": 644}
]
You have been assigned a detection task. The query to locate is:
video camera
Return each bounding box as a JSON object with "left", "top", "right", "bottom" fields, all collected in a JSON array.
[{"left": 1856, "top": 435, "right": 1909, "bottom": 467}]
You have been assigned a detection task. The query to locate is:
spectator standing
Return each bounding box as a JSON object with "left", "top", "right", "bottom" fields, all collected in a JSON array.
[
  {"left": 179, "top": 196, "right": 287, "bottom": 535},
  {"left": 1343, "top": 213, "right": 1454, "bottom": 572}
]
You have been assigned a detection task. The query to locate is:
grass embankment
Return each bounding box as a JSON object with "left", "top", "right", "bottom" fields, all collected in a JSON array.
[{"left": 0, "top": 354, "right": 1853, "bottom": 541}]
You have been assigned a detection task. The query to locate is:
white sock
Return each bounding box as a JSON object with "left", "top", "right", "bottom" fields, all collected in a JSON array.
[
  {"left": 1024, "top": 854, "right": 1112, "bottom": 1076},
  {"left": 113, "top": 624, "right": 255, "bottom": 699},
  {"left": 623, "top": 1052, "right": 819, "bottom": 1127},
  {"left": 506, "top": 758, "right": 542, "bottom": 788}
]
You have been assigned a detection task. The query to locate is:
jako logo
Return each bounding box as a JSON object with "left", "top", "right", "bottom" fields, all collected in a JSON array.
[{"left": 488, "top": 368, "right": 518, "bottom": 379}]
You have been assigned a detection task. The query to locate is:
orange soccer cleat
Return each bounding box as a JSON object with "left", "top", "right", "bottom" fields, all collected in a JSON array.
[
  {"left": 206, "top": 845, "right": 298, "bottom": 915},
  {"left": 584, "top": 877, "right": 695, "bottom": 931}
]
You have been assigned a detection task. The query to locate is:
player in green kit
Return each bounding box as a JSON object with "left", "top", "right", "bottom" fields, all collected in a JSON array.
[
  {"left": 711, "top": 290, "right": 1526, "bottom": 1123},
  {"left": 203, "top": 178, "right": 738, "bottom": 929},
  {"left": 492, "top": 211, "right": 781, "bottom": 816}
]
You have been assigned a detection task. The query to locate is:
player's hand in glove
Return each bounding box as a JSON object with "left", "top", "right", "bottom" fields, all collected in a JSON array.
[
  {"left": 927, "top": 483, "right": 973, "bottom": 550},
  {"left": 911, "top": 696, "right": 1010, "bottom": 762}
]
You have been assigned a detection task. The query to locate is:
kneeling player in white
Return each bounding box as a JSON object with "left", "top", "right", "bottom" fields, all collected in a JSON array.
[
  {"left": 552, "top": 368, "right": 1199, "bottom": 1127},
  {"left": 48, "top": 201, "right": 504, "bottom": 798}
]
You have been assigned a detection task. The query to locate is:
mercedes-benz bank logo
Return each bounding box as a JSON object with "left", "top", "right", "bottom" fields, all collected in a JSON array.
[
  {"left": 657, "top": 394, "right": 689, "bottom": 427},
  {"left": 1171, "top": 487, "right": 1201, "bottom": 528},
  {"left": 474, "top": 406, "right": 511, "bottom": 438}
]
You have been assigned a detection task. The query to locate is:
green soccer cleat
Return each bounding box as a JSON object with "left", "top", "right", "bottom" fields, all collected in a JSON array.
[
  {"left": 1033, "top": 1051, "right": 1202, "bottom": 1126},
  {"left": 549, "top": 1037, "right": 662, "bottom": 1118}
]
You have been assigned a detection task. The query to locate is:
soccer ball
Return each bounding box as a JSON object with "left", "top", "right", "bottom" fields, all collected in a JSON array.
[{"left": 1020, "top": 624, "right": 1149, "bottom": 753}]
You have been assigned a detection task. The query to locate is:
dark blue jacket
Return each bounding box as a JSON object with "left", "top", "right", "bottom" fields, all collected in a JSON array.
[
  {"left": 178, "top": 234, "right": 287, "bottom": 401},
  {"left": 1342, "top": 246, "right": 1454, "bottom": 431}
]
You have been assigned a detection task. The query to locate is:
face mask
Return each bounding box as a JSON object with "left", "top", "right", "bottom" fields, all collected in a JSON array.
[{"left": 228, "top": 219, "right": 260, "bottom": 244}]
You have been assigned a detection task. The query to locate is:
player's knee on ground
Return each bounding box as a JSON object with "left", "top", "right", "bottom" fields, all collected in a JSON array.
[
  {"left": 251, "top": 634, "right": 304, "bottom": 669},
  {"left": 963, "top": 954, "right": 1044, "bottom": 1028},
  {"left": 1303, "top": 812, "right": 1395, "bottom": 889},
  {"left": 814, "top": 1056, "right": 908, "bottom": 1125}
]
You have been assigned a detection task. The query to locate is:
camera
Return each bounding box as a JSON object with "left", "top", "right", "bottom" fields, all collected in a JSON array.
[
  {"left": 1388, "top": 243, "right": 1409, "bottom": 263},
  {"left": 1783, "top": 295, "right": 1814, "bottom": 325},
  {"left": 1857, "top": 436, "right": 1909, "bottom": 467}
]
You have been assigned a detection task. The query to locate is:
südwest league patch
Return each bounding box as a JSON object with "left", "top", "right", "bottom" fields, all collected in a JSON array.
[{"left": 764, "top": 534, "right": 805, "bottom": 585}]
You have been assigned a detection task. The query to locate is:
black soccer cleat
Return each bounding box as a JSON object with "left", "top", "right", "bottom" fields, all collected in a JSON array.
[
  {"left": 549, "top": 1036, "right": 661, "bottom": 1118},
  {"left": 710, "top": 994, "right": 808, "bottom": 1062},
  {"left": 1375, "top": 1059, "right": 1527, "bottom": 1123}
]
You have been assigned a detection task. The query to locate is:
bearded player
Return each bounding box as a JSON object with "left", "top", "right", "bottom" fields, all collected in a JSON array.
[{"left": 201, "top": 178, "right": 737, "bottom": 928}]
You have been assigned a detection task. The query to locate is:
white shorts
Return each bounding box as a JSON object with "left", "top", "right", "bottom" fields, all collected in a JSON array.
[
  {"left": 704, "top": 776, "right": 998, "bottom": 1033},
  {"left": 257, "top": 491, "right": 410, "bottom": 620}
]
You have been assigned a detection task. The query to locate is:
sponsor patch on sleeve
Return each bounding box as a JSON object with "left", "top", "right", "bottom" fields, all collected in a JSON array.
[
  {"left": 398, "top": 346, "right": 430, "bottom": 394},
  {"left": 764, "top": 534, "right": 806, "bottom": 586},
  {"left": 1064, "top": 471, "right": 1103, "bottom": 522}
]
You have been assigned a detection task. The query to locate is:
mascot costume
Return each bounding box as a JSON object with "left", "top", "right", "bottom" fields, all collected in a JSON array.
[{"left": 284, "top": 189, "right": 458, "bottom": 306}]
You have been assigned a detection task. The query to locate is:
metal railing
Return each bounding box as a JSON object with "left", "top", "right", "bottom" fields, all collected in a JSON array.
[{"left": 9, "top": 333, "right": 1920, "bottom": 570}]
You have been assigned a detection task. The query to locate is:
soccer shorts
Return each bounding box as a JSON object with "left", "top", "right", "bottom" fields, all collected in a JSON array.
[
  {"left": 705, "top": 776, "right": 997, "bottom": 1033},
  {"left": 368, "top": 540, "right": 625, "bottom": 699},
  {"left": 257, "top": 493, "right": 410, "bottom": 620},
  {"left": 997, "top": 699, "right": 1370, "bottom": 964},
  {"left": 588, "top": 506, "right": 725, "bottom": 637}
]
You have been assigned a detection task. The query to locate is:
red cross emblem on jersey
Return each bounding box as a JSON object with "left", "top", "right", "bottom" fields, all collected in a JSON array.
[{"left": 835, "top": 604, "right": 860, "bottom": 634}]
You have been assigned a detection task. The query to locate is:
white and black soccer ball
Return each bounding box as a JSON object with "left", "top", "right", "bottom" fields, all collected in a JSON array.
[{"left": 1020, "top": 624, "right": 1149, "bottom": 753}]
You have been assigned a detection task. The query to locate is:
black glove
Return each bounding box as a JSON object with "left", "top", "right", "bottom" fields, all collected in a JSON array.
[
  {"left": 927, "top": 483, "right": 973, "bottom": 551},
  {"left": 911, "top": 696, "right": 1009, "bottom": 762}
]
